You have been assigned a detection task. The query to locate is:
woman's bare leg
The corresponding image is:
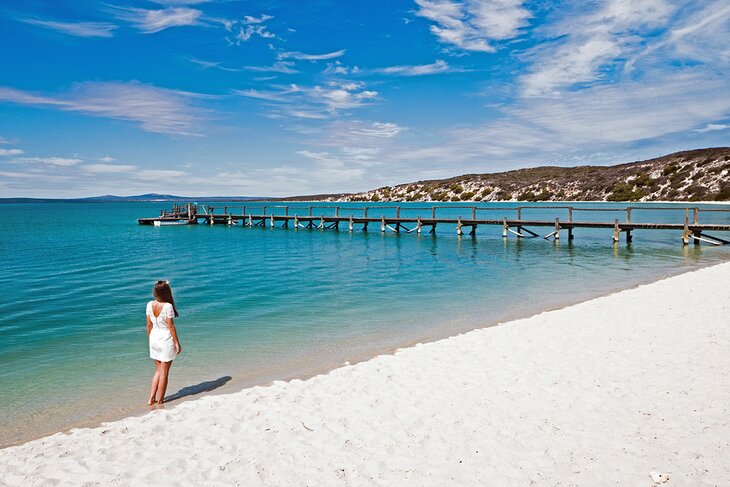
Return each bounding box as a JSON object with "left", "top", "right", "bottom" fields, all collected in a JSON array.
[
  {"left": 149, "top": 360, "right": 161, "bottom": 405},
  {"left": 156, "top": 361, "right": 172, "bottom": 404}
]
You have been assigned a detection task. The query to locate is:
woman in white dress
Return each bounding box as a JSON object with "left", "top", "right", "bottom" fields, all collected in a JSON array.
[{"left": 146, "top": 280, "right": 182, "bottom": 405}]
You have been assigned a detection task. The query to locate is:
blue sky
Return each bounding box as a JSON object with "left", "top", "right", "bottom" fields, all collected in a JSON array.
[{"left": 0, "top": 0, "right": 728, "bottom": 197}]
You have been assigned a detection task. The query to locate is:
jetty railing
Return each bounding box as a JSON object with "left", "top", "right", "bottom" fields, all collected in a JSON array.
[{"left": 140, "top": 203, "right": 730, "bottom": 247}]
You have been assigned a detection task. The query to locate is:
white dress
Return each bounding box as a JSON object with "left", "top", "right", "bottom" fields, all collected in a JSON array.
[{"left": 147, "top": 301, "right": 178, "bottom": 362}]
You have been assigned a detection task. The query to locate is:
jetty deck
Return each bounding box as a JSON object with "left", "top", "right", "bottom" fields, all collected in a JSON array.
[{"left": 138, "top": 203, "right": 730, "bottom": 246}]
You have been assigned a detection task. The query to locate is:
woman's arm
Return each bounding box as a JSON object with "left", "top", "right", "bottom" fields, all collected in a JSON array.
[
  {"left": 168, "top": 318, "right": 182, "bottom": 354},
  {"left": 146, "top": 315, "right": 152, "bottom": 336}
]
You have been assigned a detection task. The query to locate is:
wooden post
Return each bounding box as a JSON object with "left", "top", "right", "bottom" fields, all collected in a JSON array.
[
  {"left": 381, "top": 216, "right": 386, "bottom": 233},
  {"left": 502, "top": 218, "right": 508, "bottom": 238},
  {"left": 396, "top": 207, "right": 401, "bottom": 219},
  {"left": 224, "top": 206, "right": 227, "bottom": 215},
  {"left": 457, "top": 217, "right": 463, "bottom": 236},
  {"left": 626, "top": 230, "right": 633, "bottom": 244},
  {"left": 417, "top": 217, "right": 422, "bottom": 234},
  {"left": 554, "top": 218, "right": 560, "bottom": 240},
  {"left": 568, "top": 227, "right": 574, "bottom": 241},
  {"left": 613, "top": 219, "right": 620, "bottom": 242},
  {"left": 517, "top": 208, "right": 522, "bottom": 234},
  {"left": 626, "top": 207, "right": 631, "bottom": 224},
  {"left": 349, "top": 216, "right": 354, "bottom": 231},
  {"left": 431, "top": 207, "right": 436, "bottom": 219},
  {"left": 320, "top": 216, "right": 325, "bottom": 229},
  {"left": 693, "top": 208, "right": 699, "bottom": 225},
  {"left": 470, "top": 224, "right": 477, "bottom": 236},
  {"left": 228, "top": 215, "right": 232, "bottom": 225},
  {"left": 682, "top": 212, "right": 690, "bottom": 245},
  {"left": 248, "top": 214, "right": 253, "bottom": 227},
  {"left": 285, "top": 207, "right": 289, "bottom": 216},
  {"left": 335, "top": 207, "right": 339, "bottom": 217},
  {"left": 270, "top": 214, "right": 274, "bottom": 228},
  {"left": 309, "top": 207, "right": 313, "bottom": 217},
  {"left": 568, "top": 207, "right": 573, "bottom": 223},
  {"left": 294, "top": 215, "right": 299, "bottom": 229},
  {"left": 262, "top": 206, "right": 267, "bottom": 216},
  {"left": 472, "top": 207, "right": 476, "bottom": 220}
]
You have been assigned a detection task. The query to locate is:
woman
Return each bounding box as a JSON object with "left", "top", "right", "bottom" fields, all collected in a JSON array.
[{"left": 146, "top": 280, "right": 182, "bottom": 405}]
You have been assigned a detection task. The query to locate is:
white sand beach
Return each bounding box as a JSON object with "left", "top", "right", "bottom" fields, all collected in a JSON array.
[{"left": 2, "top": 262, "right": 729, "bottom": 486}]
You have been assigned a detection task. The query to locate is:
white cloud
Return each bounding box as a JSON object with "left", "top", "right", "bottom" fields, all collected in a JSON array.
[
  {"left": 244, "top": 61, "right": 298, "bottom": 74},
  {"left": 391, "top": 70, "right": 730, "bottom": 166},
  {"left": 695, "top": 123, "right": 730, "bottom": 133},
  {"left": 83, "top": 164, "right": 136, "bottom": 173},
  {"left": 350, "top": 122, "right": 404, "bottom": 139},
  {"left": 15, "top": 156, "right": 82, "bottom": 166},
  {"left": 278, "top": 49, "right": 346, "bottom": 61},
  {"left": 0, "top": 148, "right": 24, "bottom": 156},
  {"left": 520, "top": 0, "right": 676, "bottom": 97},
  {"left": 414, "top": 0, "right": 531, "bottom": 53},
  {"left": 374, "top": 59, "right": 452, "bottom": 76},
  {"left": 0, "top": 81, "right": 205, "bottom": 136},
  {"left": 243, "top": 15, "right": 274, "bottom": 24},
  {"left": 323, "top": 62, "right": 360, "bottom": 75},
  {"left": 235, "top": 24, "right": 275, "bottom": 42},
  {"left": 21, "top": 19, "right": 117, "bottom": 37},
  {"left": 235, "top": 81, "right": 378, "bottom": 118},
  {"left": 189, "top": 58, "right": 242, "bottom": 72},
  {"left": 100, "top": 156, "right": 115, "bottom": 162},
  {"left": 113, "top": 7, "right": 202, "bottom": 33}
]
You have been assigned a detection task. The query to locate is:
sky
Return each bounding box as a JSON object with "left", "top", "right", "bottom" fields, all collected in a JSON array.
[{"left": 0, "top": 0, "right": 729, "bottom": 198}]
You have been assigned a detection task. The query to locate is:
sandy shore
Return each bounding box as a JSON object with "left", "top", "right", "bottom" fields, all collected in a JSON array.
[{"left": 2, "top": 263, "right": 729, "bottom": 486}]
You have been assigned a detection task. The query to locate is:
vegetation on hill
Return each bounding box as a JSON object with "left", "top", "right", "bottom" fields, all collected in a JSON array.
[{"left": 325, "top": 148, "right": 730, "bottom": 203}]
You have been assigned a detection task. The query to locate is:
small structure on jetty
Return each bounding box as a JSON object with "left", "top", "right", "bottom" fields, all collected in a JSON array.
[{"left": 138, "top": 203, "right": 730, "bottom": 246}]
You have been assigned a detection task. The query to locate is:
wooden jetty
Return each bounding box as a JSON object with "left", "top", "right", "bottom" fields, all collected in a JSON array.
[{"left": 138, "top": 203, "right": 730, "bottom": 246}]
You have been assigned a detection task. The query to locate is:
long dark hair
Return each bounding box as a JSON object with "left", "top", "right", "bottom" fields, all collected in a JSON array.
[{"left": 153, "top": 280, "right": 179, "bottom": 317}]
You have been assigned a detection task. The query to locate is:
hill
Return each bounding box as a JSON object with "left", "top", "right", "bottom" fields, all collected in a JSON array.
[{"left": 326, "top": 148, "right": 730, "bottom": 203}]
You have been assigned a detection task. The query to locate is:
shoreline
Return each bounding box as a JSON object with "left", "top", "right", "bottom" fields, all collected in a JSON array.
[
  {"left": 0, "top": 258, "right": 722, "bottom": 449},
  {"left": 2, "top": 261, "right": 729, "bottom": 484}
]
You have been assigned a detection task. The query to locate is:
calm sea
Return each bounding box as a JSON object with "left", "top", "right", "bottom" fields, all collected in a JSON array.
[{"left": 1, "top": 201, "right": 729, "bottom": 446}]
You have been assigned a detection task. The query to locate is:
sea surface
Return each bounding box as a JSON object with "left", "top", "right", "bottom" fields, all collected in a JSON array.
[{"left": 1, "top": 201, "right": 729, "bottom": 446}]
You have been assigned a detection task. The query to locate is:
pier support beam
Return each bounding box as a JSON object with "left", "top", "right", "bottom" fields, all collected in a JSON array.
[
  {"left": 502, "top": 218, "right": 508, "bottom": 238},
  {"left": 626, "top": 230, "right": 633, "bottom": 244},
  {"left": 613, "top": 219, "right": 620, "bottom": 243},
  {"left": 457, "top": 217, "right": 463, "bottom": 236},
  {"left": 349, "top": 216, "right": 354, "bottom": 232}
]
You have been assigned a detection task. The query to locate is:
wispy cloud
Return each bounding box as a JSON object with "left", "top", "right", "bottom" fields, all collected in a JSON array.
[
  {"left": 244, "top": 61, "right": 298, "bottom": 74},
  {"left": 14, "top": 156, "right": 82, "bottom": 166},
  {"left": 83, "top": 164, "right": 136, "bottom": 173},
  {"left": 0, "top": 81, "right": 205, "bottom": 136},
  {"left": 695, "top": 123, "right": 730, "bottom": 133},
  {"left": 189, "top": 57, "right": 242, "bottom": 72},
  {"left": 392, "top": 70, "right": 730, "bottom": 166},
  {"left": 21, "top": 18, "right": 117, "bottom": 38},
  {"left": 414, "top": 0, "right": 531, "bottom": 52},
  {"left": 374, "top": 59, "right": 453, "bottom": 76},
  {"left": 0, "top": 148, "right": 24, "bottom": 156},
  {"left": 112, "top": 6, "right": 202, "bottom": 33},
  {"left": 520, "top": 0, "right": 675, "bottom": 97},
  {"left": 350, "top": 122, "right": 404, "bottom": 139},
  {"left": 278, "top": 49, "right": 346, "bottom": 61},
  {"left": 235, "top": 81, "right": 378, "bottom": 118}
]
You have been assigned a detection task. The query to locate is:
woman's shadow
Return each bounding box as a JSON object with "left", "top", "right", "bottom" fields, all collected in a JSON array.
[{"left": 164, "top": 376, "right": 232, "bottom": 403}]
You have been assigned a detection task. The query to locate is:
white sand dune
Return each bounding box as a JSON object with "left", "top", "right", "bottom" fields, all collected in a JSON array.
[{"left": 2, "top": 262, "right": 729, "bottom": 486}]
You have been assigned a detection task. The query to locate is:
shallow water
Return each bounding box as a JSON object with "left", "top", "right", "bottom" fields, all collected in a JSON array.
[{"left": 1, "top": 201, "right": 729, "bottom": 446}]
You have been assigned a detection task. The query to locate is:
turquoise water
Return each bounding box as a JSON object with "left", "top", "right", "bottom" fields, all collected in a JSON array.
[{"left": 1, "top": 201, "right": 729, "bottom": 446}]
